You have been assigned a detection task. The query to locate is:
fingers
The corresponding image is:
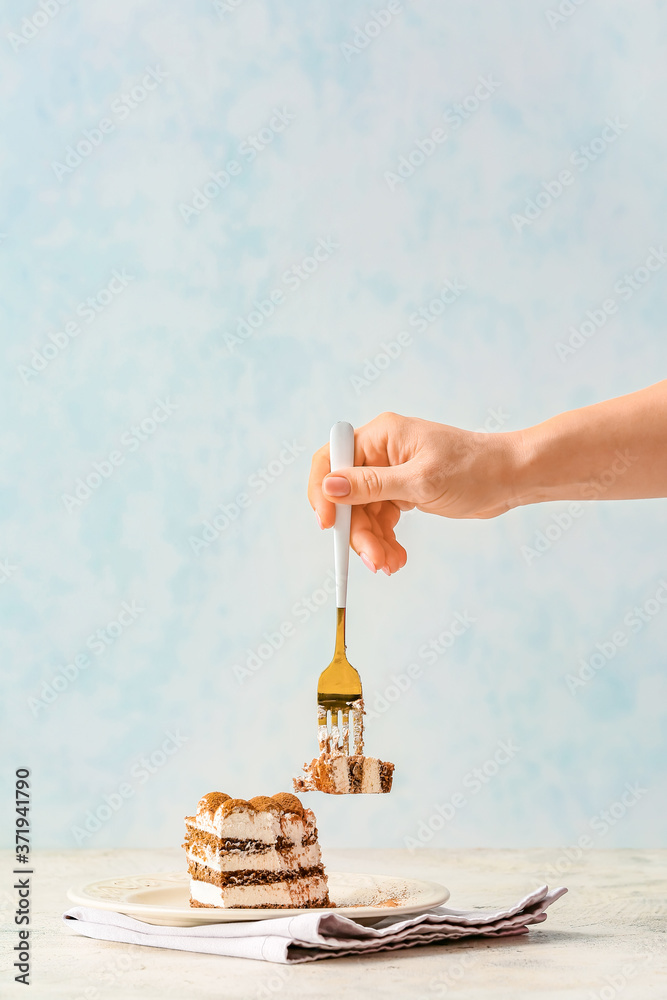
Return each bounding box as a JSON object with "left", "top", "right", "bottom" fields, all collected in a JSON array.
[
  {"left": 323, "top": 461, "right": 416, "bottom": 507},
  {"left": 373, "top": 503, "right": 408, "bottom": 573},
  {"left": 309, "top": 413, "right": 418, "bottom": 569},
  {"left": 308, "top": 443, "right": 336, "bottom": 529},
  {"left": 309, "top": 448, "right": 407, "bottom": 572},
  {"left": 350, "top": 503, "right": 407, "bottom": 575}
]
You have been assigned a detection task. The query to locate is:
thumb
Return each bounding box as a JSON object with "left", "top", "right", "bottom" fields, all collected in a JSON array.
[{"left": 323, "top": 464, "right": 415, "bottom": 505}]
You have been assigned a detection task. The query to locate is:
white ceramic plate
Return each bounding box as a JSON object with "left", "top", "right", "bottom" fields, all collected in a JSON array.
[{"left": 67, "top": 871, "right": 450, "bottom": 927}]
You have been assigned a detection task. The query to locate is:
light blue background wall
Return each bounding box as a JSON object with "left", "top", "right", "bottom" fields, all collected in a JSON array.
[{"left": 2, "top": 0, "right": 666, "bottom": 854}]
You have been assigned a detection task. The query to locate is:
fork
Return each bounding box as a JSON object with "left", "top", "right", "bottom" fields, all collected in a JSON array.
[{"left": 317, "top": 421, "right": 364, "bottom": 757}]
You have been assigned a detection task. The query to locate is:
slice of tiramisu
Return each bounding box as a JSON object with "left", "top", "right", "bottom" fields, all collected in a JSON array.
[
  {"left": 294, "top": 754, "right": 394, "bottom": 795},
  {"left": 183, "top": 791, "right": 330, "bottom": 908}
]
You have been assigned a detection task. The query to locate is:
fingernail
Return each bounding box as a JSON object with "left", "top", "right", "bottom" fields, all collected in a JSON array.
[
  {"left": 381, "top": 565, "right": 391, "bottom": 576},
  {"left": 360, "top": 552, "right": 377, "bottom": 573},
  {"left": 324, "top": 476, "right": 350, "bottom": 497},
  {"left": 316, "top": 512, "right": 324, "bottom": 530}
]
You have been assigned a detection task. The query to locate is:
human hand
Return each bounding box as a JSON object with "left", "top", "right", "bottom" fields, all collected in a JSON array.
[{"left": 308, "top": 412, "right": 520, "bottom": 575}]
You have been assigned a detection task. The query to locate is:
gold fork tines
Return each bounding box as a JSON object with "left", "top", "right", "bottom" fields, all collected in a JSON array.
[{"left": 317, "top": 607, "right": 364, "bottom": 756}]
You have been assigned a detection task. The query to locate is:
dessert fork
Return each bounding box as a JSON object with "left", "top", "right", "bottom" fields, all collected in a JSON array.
[{"left": 317, "top": 421, "right": 364, "bottom": 757}]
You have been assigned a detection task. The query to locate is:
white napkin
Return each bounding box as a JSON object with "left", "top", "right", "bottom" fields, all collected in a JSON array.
[{"left": 63, "top": 885, "right": 567, "bottom": 964}]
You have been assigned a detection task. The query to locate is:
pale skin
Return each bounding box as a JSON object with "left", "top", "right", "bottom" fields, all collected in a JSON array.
[{"left": 307, "top": 380, "right": 667, "bottom": 575}]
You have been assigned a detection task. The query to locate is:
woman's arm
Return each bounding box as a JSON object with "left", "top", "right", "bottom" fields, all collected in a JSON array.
[
  {"left": 307, "top": 380, "right": 667, "bottom": 574},
  {"left": 513, "top": 380, "right": 667, "bottom": 505}
]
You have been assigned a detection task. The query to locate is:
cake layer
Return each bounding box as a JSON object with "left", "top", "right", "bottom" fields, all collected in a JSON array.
[
  {"left": 184, "top": 832, "right": 323, "bottom": 873},
  {"left": 192, "top": 792, "right": 317, "bottom": 844},
  {"left": 184, "top": 791, "right": 329, "bottom": 909},
  {"left": 293, "top": 755, "right": 395, "bottom": 795},
  {"left": 189, "top": 875, "right": 329, "bottom": 909},
  {"left": 183, "top": 826, "right": 318, "bottom": 853},
  {"left": 187, "top": 859, "right": 326, "bottom": 887}
]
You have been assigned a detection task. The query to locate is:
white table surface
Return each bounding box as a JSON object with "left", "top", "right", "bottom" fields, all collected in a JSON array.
[{"left": 1, "top": 847, "right": 665, "bottom": 999}]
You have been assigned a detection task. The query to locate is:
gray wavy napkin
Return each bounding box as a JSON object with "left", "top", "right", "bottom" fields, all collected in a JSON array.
[{"left": 63, "top": 885, "right": 566, "bottom": 964}]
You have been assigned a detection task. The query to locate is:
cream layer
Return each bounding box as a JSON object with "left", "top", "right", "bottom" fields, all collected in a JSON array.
[
  {"left": 328, "top": 756, "right": 350, "bottom": 792},
  {"left": 295, "top": 754, "right": 388, "bottom": 793},
  {"left": 189, "top": 876, "right": 329, "bottom": 908},
  {"left": 193, "top": 806, "right": 317, "bottom": 844},
  {"left": 185, "top": 841, "right": 322, "bottom": 873},
  {"left": 360, "top": 758, "right": 382, "bottom": 793}
]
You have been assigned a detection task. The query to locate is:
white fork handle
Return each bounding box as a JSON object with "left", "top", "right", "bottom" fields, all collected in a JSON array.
[{"left": 330, "top": 421, "right": 355, "bottom": 609}]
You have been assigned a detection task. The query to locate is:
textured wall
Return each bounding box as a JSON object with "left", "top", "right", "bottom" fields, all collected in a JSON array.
[{"left": 2, "top": 0, "right": 666, "bottom": 853}]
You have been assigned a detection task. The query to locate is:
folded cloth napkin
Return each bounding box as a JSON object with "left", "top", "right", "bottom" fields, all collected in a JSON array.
[{"left": 63, "top": 885, "right": 566, "bottom": 964}]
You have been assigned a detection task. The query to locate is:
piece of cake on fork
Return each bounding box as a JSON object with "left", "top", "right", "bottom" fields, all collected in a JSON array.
[
  {"left": 293, "top": 753, "right": 395, "bottom": 794},
  {"left": 183, "top": 791, "right": 330, "bottom": 908},
  {"left": 294, "top": 696, "right": 395, "bottom": 795}
]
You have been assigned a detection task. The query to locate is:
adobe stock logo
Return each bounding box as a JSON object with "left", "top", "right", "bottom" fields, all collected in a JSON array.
[
  {"left": 0, "top": 559, "right": 18, "bottom": 585},
  {"left": 214, "top": 0, "right": 247, "bottom": 14},
  {"left": 189, "top": 440, "right": 306, "bottom": 554},
  {"left": 539, "top": 781, "right": 648, "bottom": 884},
  {"left": 28, "top": 601, "right": 145, "bottom": 716},
  {"left": 565, "top": 580, "right": 667, "bottom": 695},
  {"left": 555, "top": 247, "right": 667, "bottom": 361},
  {"left": 223, "top": 238, "right": 339, "bottom": 354},
  {"left": 511, "top": 117, "right": 628, "bottom": 233},
  {"left": 51, "top": 68, "right": 168, "bottom": 182},
  {"left": 18, "top": 269, "right": 135, "bottom": 385},
  {"left": 365, "top": 609, "right": 477, "bottom": 721},
  {"left": 520, "top": 449, "right": 636, "bottom": 564},
  {"left": 349, "top": 279, "right": 466, "bottom": 395},
  {"left": 340, "top": 2, "right": 404, "bottom": 63},
  {"left": 232, "top": 571, "right": 336, "bottom": 685},
  {"left": 404, "top": 739, "right": 520, "bottom": 852},
  {"left": 70, "top": 730, "right": 189, "bottom": 845},
  {"left": 384, "top": 76, "right": 500, "bottom": 192},
  {"left": 178, "top": 108, "right": 295, "bottom": 223},
  {"left": 61, "top": 397, "right": 179, "bottom": 513},
  {"left": 545, "top": 0, "right": 588, "bottom": 29},
  {"left": 7, "top": 0, "right": 70, "bottom": 53}
]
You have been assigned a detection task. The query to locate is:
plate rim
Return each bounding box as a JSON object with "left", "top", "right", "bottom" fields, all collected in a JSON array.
[{"left": 67, "top": 870, "right": 450, "bottom": 925}]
